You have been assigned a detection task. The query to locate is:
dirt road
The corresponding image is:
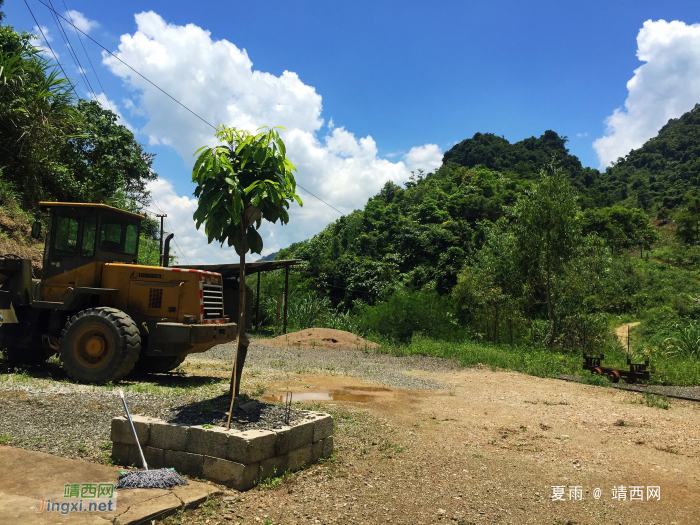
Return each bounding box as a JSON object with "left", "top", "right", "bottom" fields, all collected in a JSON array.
[
  {"left": 167, "top": 355, "right": 700, "bottom": 525},
  {"left": 615, "top": 322, "right": 640, "bottom": 348}
]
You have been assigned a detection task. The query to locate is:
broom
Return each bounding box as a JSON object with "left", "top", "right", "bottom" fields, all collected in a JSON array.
[{"left": 114, "top": 389, "right": 189, "bottom": 490}]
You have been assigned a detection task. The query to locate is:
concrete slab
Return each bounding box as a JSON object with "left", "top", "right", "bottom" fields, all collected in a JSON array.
[{"left": 0, "top": 446, "right": 221, "bottom": 525}]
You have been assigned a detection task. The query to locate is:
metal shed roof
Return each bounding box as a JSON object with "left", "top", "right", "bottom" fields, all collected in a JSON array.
[{"left": 172, "top": 259, "right": 301, "bottom": 278}]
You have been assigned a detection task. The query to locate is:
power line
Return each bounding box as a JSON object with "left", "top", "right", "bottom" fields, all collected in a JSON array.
[
  {"left": 61, "top": 0, "right": 113, "bottom": 113},
  {"left": 36, "top": 0, "right": 345, "bottom": 218},
  {"left": 36, "top": 0, "right": 216, "bottom": 130},
  {"left": 296, "top": 184, "right": 344, "bottom": 215},
  {"left": 45, "top": 0, "right": 95, "bottom": 97},
  {"left": 22, "top": 0, "right": 78, "bottom": 98}
]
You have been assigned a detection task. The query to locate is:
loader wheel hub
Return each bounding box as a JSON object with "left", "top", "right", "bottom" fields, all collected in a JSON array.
[
  {"left": 73, "top": 325, "right": 113, "bottom": 368},
  {"left": 85, "top": 336, "right": 105, "bottom": 357}
]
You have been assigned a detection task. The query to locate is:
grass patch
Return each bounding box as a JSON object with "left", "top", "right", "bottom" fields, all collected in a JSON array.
[
  {"left": 581, "top": 374, "right": 612, "bottom": 387},
  {"left": 0, "top": 434, "right": 12, "bottom": 443},
  {"left": 258, "top": 468, "right": 293, "bottom": 489},
  {"left": 641, "top": 392, "right": 670, "bottom": 409},
  {"left": 376, "top": 334, "right": 700, "bottom": 385}
]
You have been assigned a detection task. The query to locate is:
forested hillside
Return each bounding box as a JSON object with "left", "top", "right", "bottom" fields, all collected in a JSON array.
[
  {"left": 274, "top": 104, "right": 700, "bottom": 380},
  {"left": 0, "top": 10, "right": 161, "bottom": 264}
]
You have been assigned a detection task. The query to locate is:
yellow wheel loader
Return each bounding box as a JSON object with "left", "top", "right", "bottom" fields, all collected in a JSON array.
[{"left": 0, "top": 202, "right": 236, "bottom": 383}]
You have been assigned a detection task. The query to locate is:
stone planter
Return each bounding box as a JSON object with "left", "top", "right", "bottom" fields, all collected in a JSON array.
[{"left": 110, "top": 412, "right": 334, "bottom": 491}]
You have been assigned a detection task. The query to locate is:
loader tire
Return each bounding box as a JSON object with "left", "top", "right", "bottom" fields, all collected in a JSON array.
[
  {"left": 132, "top": 354, "right": 187, "bottom": 374},
  {"left": 60, "top": 307, "right": 140, "bottom": 384}
]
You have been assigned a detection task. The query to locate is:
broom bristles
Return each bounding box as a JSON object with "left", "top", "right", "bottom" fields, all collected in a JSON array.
[{"left": 115, "top": 468, "right": 189, "bottom": 490}]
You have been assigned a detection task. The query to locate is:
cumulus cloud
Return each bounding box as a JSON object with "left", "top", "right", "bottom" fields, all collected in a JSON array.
[
  {"left": 65, "top": 10, "right": 99, "bottom": 34},
  {"left": 404, "top": 144, "right": 443, "bottom": 173},
  {"left": 30, "top": 25, "right": 57, "bottom": 59},
  {"left": 104, "top": 12, "right": 441, "bottom": 263},
  {"left": 593, "top": 20, "right": 700, "bottom": 169}
]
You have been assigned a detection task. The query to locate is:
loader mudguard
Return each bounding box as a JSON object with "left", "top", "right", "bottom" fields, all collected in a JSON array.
[{"left": 145, "top": 321, "right": 236, "bottom": 357}]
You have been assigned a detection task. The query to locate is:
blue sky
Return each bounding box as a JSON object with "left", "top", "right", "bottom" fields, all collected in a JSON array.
[{"left": 5, "top": 1, "right": 700, "bottom": 263}]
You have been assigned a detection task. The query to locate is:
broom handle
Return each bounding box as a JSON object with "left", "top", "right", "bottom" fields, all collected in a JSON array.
[{"left": 119, "top": 389, "right": 149, "bottom": 471}]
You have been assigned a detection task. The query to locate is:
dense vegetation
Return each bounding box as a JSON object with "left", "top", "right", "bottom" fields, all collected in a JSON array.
[
  {"left": 1, "top": 5, "right": 699, "bottom": 385},
  {"left": 266, "top": 106, "right": 700, "bottom": 385},
  {"left": 0, "top": 12, "right": 160, "bottom": 264}
]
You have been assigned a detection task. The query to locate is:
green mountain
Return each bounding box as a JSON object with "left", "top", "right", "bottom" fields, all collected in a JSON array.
[
  {"left": 443, "top": 129, "right": 599, "bottom": 196},
  {"left": 592, "top": 103, "right": 700, "bottom": 211},
  {"left": 278, "top": 105, "right": 700, "bottom": 308}
]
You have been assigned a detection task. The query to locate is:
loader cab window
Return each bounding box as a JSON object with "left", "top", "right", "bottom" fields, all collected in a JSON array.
[
  {"left": 81, "top": 213, "right": 97, "bottom": 257},
  {"left": 100, "top": 216, "right": 139, "bottom": 256},
  {"left": 54, "top": 215, "right": 79, "bottom": 256}
]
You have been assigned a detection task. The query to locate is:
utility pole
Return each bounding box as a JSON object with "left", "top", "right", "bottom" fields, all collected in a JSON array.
[{"left": 156, "top": 214, "right": 167, "bottom": 266}]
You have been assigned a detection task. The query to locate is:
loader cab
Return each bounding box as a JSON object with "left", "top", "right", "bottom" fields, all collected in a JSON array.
[{"left": 38, "top": 202, "right": 143, "bottom": 282}]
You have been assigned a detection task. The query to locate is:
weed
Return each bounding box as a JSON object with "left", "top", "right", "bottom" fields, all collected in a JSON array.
[
  {"left": 413, "top": 422, "right": 420, "bottom": 428},
  {"left": 642, "top": 393, "right": 670, "bottom": 409},
  {"left": 269, "top": 360, "right": 286, "bottom": 368},
  {"left": 473, "top": 453, "right": 483, "bottom": 458},
  {"left": 581, "top": 374, "right": 613, "bottom": 387},
  {"left": 202, "top": 401, "right": 213, "bottom": 414},
  {"left": 264, "top": 520, "right": 274, "bottom": 525},
  {"left": 0, "top": 434, "right": 12, "bottom": 443},
  {"left": 520, "top": 426, "right": 527, "bottom": 432},
  {"left": 253, "top": 384, "right": 267, "bottom": 396},
  {"left": 258, "top": 469, "right": 292, "bottom": 489},
  {"left": 101, "top": 454, "right": 114, "bottom": 466},
  {"left": 202, "top": 424, "right": 213, "bottom": 429},
  {"left": 100, "top": 440, "right": 113, "bottom": 450},
  {"left": 78, "top": 441, "right": 88, "bottom": 453}
]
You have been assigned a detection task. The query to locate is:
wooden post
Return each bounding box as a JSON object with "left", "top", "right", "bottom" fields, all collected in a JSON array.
[
  {"left": 283, "top": 266, "right": 289, "bottom": 334},
  {"left": 275, "top": 293, "right": 281, "bottom": 334},
  {"left": 255, "top": 271, "right": 261, "bottom": 330}
]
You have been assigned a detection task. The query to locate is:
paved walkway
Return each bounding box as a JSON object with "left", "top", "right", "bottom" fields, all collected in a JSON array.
[{"left": 0, "top": 447, "right": 221, "bottom": 524}]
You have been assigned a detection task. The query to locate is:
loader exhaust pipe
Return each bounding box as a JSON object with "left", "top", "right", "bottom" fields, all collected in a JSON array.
[{"left": 162, "top": 233, "right": 175, "bottom": 267}]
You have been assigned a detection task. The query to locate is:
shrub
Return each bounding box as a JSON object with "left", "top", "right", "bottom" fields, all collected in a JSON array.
[{"left": 357, "top": 288, "right": 462, "bottom": 343}]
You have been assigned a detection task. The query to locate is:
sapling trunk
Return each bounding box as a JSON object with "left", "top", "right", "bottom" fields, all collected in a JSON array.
[{"left": 227, "top": 217, "right": 248, "bottom": 430}]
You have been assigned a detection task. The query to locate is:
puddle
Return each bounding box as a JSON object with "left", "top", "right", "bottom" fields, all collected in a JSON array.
[{"left": 263, "top": 385, "right": 389, "bottom": 403}]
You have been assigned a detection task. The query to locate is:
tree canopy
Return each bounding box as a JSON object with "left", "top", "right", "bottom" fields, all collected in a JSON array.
[{"left": 0, "top": 20, "right": 157, "bottom": 212}]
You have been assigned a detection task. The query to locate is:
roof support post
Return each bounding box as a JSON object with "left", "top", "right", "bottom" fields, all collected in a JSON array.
[
  {"left": 283, "top": 266, "right": 289, "bottom": 334},
  {"left": 255, "top": 271, "right": 261, "bottom": 331}
]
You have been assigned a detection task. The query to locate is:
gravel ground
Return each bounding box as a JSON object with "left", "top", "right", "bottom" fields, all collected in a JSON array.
[
  {"left": 558, "top": 374, "right": 700, "bottom": 401},
  {"left": 198, "top": 338, "right": 458, "bottom": 391},
  {"left": 0, "top": 339, "right": 455, "bottom": 465}
]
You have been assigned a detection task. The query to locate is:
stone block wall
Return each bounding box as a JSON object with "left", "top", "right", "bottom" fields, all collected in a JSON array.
[{"left": 111, "top": 412, "right": 334, "bottom": 491}]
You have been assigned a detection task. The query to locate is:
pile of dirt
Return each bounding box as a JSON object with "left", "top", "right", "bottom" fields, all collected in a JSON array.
[{"left": 263, "top": 328, "right": 379, "bottom": 350}]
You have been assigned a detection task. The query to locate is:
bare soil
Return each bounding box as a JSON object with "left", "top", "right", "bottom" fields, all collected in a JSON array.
[
  {"left": 264, "top": 328, "right": 379, "bottom": 351},
  {"left": 614, "top": 322, "right": 640, "bottom": 348},
  {"left": 164, "top": 357, "right": 700, "bottom": 525}
]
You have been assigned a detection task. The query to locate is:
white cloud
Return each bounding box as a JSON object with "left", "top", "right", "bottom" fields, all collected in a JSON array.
[
  {"left": 404, "top": 144, "right": 443, "bottom": 173},
  {"left": 104, "top": 12, "right": 441, "bottom": 263},
  {"left": 30, "top": 25, "right": 57, "bottom": 59},
  {"left": 593, "top": 20, "right": 700, "bottom": 169},
  {"left": 65, "top": 10, "right": 99, "bottom": 34}
]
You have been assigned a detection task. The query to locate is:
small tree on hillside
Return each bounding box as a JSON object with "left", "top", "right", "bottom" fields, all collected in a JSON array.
[{"left": 192, "top": 125, "right": 302, "bottom": 427}]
